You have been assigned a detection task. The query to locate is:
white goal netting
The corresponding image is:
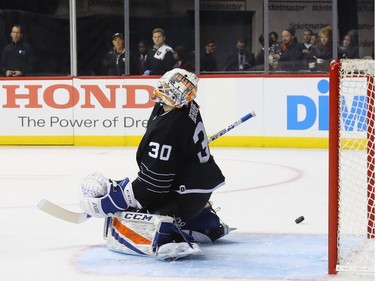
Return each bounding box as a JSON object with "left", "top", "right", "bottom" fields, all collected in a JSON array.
[{"left": 336, "top": 59, "right": 375, "bottom": 272}]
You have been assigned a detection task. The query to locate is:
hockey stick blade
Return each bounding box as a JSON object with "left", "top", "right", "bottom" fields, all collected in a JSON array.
[
  {"left": 208, "top": 111, "right": 256, "bottom": 143},
  {"left": 37, "top": 199, "right": 90, "bottom": 224}
]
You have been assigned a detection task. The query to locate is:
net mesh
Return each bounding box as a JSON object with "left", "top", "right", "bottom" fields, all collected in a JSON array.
[{"left": 337, "top": 59, "right": 375, "bottom": 272}]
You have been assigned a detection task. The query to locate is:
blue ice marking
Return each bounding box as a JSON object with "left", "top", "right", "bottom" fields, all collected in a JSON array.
[{"left": 73, "top": 233, "right": 328, "bottom": 280}]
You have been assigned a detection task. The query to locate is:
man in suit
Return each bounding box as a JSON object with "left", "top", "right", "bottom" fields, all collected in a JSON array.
[{"left": 223, "top": 39, "right": 255, "bottom": 72}]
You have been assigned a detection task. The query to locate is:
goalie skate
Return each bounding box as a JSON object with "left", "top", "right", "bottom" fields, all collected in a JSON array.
[
  {"left": 181, "top": 221, "right": 236, "bottom": 243},
  {"left": 156, "top": 242, "right": 201, "bottom": 261},
  {"left": 179, "top": 202, "right": 236, "bottom": 243}
]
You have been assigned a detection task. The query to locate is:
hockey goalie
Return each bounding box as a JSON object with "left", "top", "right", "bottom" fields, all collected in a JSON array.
[{"left": 79, "top": 68, "right": 233, "bottom": 260}]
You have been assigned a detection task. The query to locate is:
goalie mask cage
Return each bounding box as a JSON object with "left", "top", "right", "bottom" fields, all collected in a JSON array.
[{"left": 329, "top": 59, "right": 375, "bottom": 274}]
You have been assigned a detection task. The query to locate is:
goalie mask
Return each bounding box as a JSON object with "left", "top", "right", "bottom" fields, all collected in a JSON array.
[{"left": 153, "top": 68, "right": 199, "bottom": 108}]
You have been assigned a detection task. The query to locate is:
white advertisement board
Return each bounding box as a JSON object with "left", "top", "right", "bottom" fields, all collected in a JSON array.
[{"left": 0, "top": 76, "right": 335, "bottom": 147}]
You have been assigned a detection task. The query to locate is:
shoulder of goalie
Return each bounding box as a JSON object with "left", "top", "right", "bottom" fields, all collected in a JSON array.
[
  {"left": 105, "top": 211, "right": 201, "bottom": 260},
  {"left": 79, "top": 172, "right": 139, "bottom": 218}
]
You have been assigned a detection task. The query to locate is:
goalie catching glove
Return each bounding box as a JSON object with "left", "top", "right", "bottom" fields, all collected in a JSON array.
[{"left": 79, "top": 172, "right": 138, "bottom": 218}]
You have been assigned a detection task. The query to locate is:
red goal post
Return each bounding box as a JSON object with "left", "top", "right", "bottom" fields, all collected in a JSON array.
[{"left": 329, "top": 59, "right": 375, "bottom": 274}]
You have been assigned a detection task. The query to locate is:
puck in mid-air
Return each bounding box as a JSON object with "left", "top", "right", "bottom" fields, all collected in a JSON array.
[{"left": 295, "top": 216, "right": 305, "bottom": 224}]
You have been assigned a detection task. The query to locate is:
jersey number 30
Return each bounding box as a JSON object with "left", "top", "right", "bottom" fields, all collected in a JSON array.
[
  {"left": 148, "top": 121, "right": 210, "bottom": 163},
  {"left": 148, "top": 142, "right": 172, "bottom": 161}
]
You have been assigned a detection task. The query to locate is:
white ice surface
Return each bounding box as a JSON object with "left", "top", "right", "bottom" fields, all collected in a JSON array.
[{"left": 0, "top": 147, "right": 373, "bottom": 281}]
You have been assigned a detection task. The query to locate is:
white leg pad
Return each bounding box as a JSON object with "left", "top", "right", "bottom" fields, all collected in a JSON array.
[{"left": 105, "top": 211, "right": 200, "bottom": 260}]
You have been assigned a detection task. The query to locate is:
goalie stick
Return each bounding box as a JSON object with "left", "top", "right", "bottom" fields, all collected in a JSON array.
[
  {"left": 37, "top": 199, "right": 91, "bottom": 223},
  {"left": 37, "top": 111, "right": 256, "bottom": 224},
  {"left": 208, "top": 111, "right": 256, "bottom": 143}
]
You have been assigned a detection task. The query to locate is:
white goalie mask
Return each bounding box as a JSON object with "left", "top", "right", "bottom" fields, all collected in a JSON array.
[{"left": 153, "top": 68, "right": 199, "bottom": 108}]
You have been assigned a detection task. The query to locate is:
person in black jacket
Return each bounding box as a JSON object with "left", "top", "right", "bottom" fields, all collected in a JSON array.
[
  {"left": 223, "top": 39, "right": 256, "bottom": 72},
  {"left": 200, "top": 39, "right": 218, "bottom": 72},
  {"left": 143, "top": 28, "right": 175, "bottom": 75},
  {"left": 135, "top": 40, "right": 149, "bottom": 75},
  {"left": 172, "top": 45, "right": 194, "bottom": 72},
  {"left": 1, "top": 24, "right": 35, "bottom": 77},
  {"left": 299, "top": 29, "right": 314, "bottom": 60},
  {"left": 270, "top": 28, "right": 303, "bottom": 71},
  {"left": 101, "top": 33, "right": 136, "bottom": 76},
  {"left": 338, "top": 30, "right": 359, "bottom": 59}
]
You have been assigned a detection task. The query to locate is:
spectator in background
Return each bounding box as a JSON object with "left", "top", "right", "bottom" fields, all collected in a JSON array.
[
  {"left": 136, "top": 40, "right": 149, "bottom": 75},
  {"left": 315, "top": 25, "right": 333, "bottom": 60},
  {"left": 1, "top": 24, "right": 35, "bottom": 77},
  {"left": 299, "top": 29, "right": 314, "bottom": 60},
  {"left": 270, "top": 28, "right": 303, "bottom": 71},
  {"left": 255, "top": 33, "right": 278, "bottom": 70},
  {"left": 307, "top": 25, "right": 333, "bottom": 71},
  {"left": 172, "top": 45, "right": 194, "bottom": 72},
  {"left": 144, "top": 27, "right": 175, "bottom": 75},
  {"left": 255, "top": 33, "right": 266, "bottom": 67},
  {"left": 299, "top": 29, "right": 315, "bottom": 70},
  {"left": 223, "top": 38, "right": 255, "bottom": 72},
  {"left": 200, "top": 39, "right": 218, "bottom": 72},
  {"left": 338, "top": 29, "right": 359, "bottom": 59},
  {"left": 310, "top": 33, "right": 318, "bottom": 47},
  {"left": 101, "top": 33, "right": 136, "bottom": 76},
  {"left": 269, "top": 31, "right": 280, "bottom": 54}
]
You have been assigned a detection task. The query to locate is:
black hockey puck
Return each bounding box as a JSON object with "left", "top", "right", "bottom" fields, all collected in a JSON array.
[{"left": 295, "top": 216, "right": 305, "bottom": 224}]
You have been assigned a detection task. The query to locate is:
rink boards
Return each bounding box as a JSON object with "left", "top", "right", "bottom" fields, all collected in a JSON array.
[{"left": 0, "top": 74, "right": 365, "bottom": 148}]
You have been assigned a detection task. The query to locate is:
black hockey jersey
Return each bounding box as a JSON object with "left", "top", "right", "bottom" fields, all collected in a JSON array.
[
  {"left": 132, "top": 101, "right": 225, "bottom": 209},
  {"left": 145, "top": 44, "right": 175, "bottom": 75}
]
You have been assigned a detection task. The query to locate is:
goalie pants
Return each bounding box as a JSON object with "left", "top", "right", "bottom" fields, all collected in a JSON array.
[{"left": 150, "top": 192, "right": 211, "bottom": 221}]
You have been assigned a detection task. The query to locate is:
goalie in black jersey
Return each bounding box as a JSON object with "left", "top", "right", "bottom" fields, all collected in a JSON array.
[{"left": 80, "top": 68, "right": 232, "bottom": 260}]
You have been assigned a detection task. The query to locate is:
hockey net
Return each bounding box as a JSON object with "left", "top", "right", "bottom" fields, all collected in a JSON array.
[{"left": 329, "top": 59, "right": 375, "bottom": 274}]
